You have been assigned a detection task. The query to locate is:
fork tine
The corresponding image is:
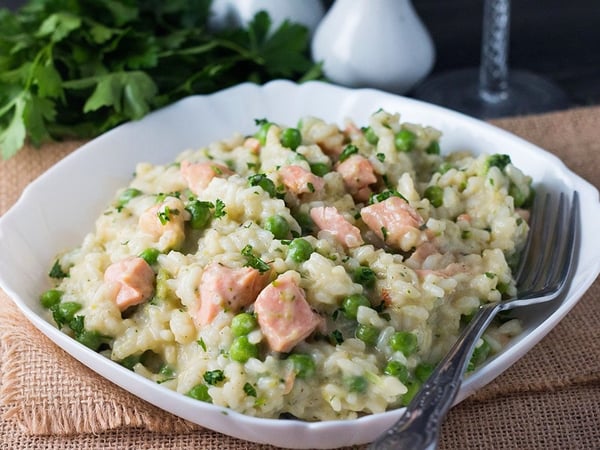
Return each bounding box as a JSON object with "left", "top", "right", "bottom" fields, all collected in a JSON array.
[
  {"left": 518, "top": 191, "right": 579, "bottom": 299},
  {"left": 531, "top": 192, "right": 566, "bottom": 290},
  {"left": 547, "top": 191, "right": 579, "bottom": 293},
  {"left": 517, "top": 192, "right": 553, "bottom": 289}
]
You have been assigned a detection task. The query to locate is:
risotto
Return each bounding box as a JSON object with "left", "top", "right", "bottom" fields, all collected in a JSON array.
[{"left": 41, "top": 109, "right": 532, "bottom": 420}]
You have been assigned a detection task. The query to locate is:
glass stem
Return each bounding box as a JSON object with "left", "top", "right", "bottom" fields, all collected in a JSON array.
[{"left": 479, "top": 0, "right": 510, "bottom": 102}]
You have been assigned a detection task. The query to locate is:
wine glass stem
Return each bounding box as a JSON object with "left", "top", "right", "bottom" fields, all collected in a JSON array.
[{"left": 479, "top": 0, "right": 510, "bottom": 103}]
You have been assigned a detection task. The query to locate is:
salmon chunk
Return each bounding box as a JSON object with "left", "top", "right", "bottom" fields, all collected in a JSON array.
[
  {"left": 181, "top": 160, "right": 234, "bottom": 195},
  {"left": 193, "top": 263, "right": 269, "bottom": 326},
  {"left": 335, "top": 154, "right": 377, "bottom": 202},
  {"left": 254, "top": 272, "right": 321, "bottom": 353},
  {"left": 138, "top": 196, "right": 187, "bottom": 251},
  {"left": 310, "top": 205, "right": 364, "bottom": 248},
  {"left": 360, "top": 196, "right": 425, "bottom": 251},
  {"left": 104, "top": 256, "right": 155, "bottom": 311},
  {"left": 279, "top": 165, "right": 325, "bottom": 195}
]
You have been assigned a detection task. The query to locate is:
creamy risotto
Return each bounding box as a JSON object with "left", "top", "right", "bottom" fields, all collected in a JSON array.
[{"left": 41, "top": 110, "right": 532, "bottom": 420}]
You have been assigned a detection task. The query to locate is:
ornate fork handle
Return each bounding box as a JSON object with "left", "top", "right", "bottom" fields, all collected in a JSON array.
[{"left": 369, "top": 302, "right": 501, "bottom": 450}]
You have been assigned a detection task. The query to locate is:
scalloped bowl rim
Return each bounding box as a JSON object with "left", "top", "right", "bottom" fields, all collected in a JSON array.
[{"left": 1, "top": 80, "right": 599, "bottom": 448}]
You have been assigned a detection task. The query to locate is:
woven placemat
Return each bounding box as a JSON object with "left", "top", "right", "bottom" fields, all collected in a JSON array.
[{"left": 1, "top": 106, "right": 599, "bottom": 449}]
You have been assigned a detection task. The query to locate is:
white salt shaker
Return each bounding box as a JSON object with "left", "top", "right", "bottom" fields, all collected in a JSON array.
[{"left": 311, "top": 0, "right": 435, "bottom": 94}]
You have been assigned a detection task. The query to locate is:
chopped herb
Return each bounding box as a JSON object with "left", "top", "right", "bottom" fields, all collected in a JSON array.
[
  {"left": 329, "top": 329, "right": 344, "bottom": 345},
  {"left": 485, "top": 154, "right": 511, "bottom": 172},
  {"left": 254, "top": 118, "right": 274, "bottom": 145},
  {"left": 48, "top": 259, "right": 68, "bottom": 279},
  {"left": 241, "top": 245, "right": 270, "bottom": 273},
  {"left": 376, "top": 153, "right": 386, "bottom": 162},
  {"left": 203, "top": 369, "right": 226, "bottom": 385},
  {"left": 338, "top": 144, "right": 359, "bottom": 162},
  {"left": 381, "top": 226, "right": 389, "bottom": 241},
  {"left": 243, "top": 382, "right": 257, "bottom": 397},
  {"left": 461, "top": 230, "right": 471, "bottom": 239},
  {"left": 214, "top": 199, "right": 226, "bottom": 218},
  {"left": 157, "top": 205, "right": 172, "bottom": 225},
  {"left": 352, "top": 266, "right": 376, "bottom": 288},
  {"left": 485, "top": 272, "right": 496, "bottom": 279},
  {"left": 197, "top": 338, "right": 207, "bottom": 351},
  {"left": 307, "top": 182, "right": 315, "bottom": 193},
  {"left": 362, "top": 126, "right": 379, "bottom": 145},
  {"left": 117, "top": 188, "right": 142, "bottom": 210},
  {"left": 425, "top": 140, "right": 441, "bottom": 155},
  {"left": 369, "top": 189, "right": 407, "bottom": 204}
]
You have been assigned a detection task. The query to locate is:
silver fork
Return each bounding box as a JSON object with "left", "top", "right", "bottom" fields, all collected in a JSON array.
[{"left": 369, "top": 190, "right": 580, "bottom": 450}]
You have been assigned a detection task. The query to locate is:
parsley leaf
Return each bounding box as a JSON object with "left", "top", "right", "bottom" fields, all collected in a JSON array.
[
  {"left": 241, "top": 244, "right": 270, "bottom": 273},
  {"left": 0, "top": 3, "right": 321, "bottom": 159}
]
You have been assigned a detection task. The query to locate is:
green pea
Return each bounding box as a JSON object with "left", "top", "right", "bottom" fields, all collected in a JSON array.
[
  {"left": 355, "top": 324, "right": 379, "bottom": 346},
  {"left": 76, "top": 330, "right": 106, "bottom": 351},
  {"left": 424, "top": 185, "right": 444, "bottom": 208},
  {"left": 394, "top": 129, "right": 416, "bottom": 152},
  {"left": 117, "top": 187, "right": 142, "bottom": 208},
  {"left": 342, "top": 294, "right": 371, "bottom": 319},
  {"left": 185, "top": 200, "right": 213, "bottom": 229},
  {"left": 229, "top": 335, "right": 258, "bottom": 363},
  {"left": 248, "top": 173, "right": 277, "bottom": 198},
  {"left": 254, "top": 120, "right": 273, "bottom": 145},
  {"left": 138, "top": 248, "right": 160, "bottom": 265},
  {"left": 414, "top": 362, "right": 435, "bottom": 382},
  {"left": 309, "top": 162, "right": 330, "bottom": 177},
  {"left": 231, "top": 312, "right": 258, "bottom": 337},
  {"left": 264, "top": 214, "right": 290, "bottom": 239},
  {"left": 383, "top": 360, "right": 410, "bottom": 383},
  {"left": 347, "top": 375, "right": 368, "bottom": 393},
  {"left": 281, "top": 128, "right": 302, "bottom": 150},
  {"left": 288, "top": 353, "right": 316, "bottom": 379},
  {"left": 389, "top": 331, "right": 418, "bottom": 356},
  {"left": 51, "top": 301, "right": 82, "bottom": 328},
  {"left": 187, "top": 383, "right": 212, "bottom": 402},
  {"left": 287, "top": 238, "right": 313, "bottom": 263},
  {"left": 401, "top": 380, "right": 421, "bottom": 405},
  {"left": 40, "top": 289, "right": 63, "bottom": 309},
  {"left": 426, "top": 140, "right": 440, "bottom": 155},
  {"left": 352, "top": 266, "right": 376, "bottom": 288},
  {"left": 294, "top": 211, "right": 314, "bottom": 234},
  {"left": 363, "top": 126, "right": 379, "bottom": 145}
]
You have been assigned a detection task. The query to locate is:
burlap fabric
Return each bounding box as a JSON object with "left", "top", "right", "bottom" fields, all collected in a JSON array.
[{"left": 1, "top": 106, "right": 599, "bottom": 449}]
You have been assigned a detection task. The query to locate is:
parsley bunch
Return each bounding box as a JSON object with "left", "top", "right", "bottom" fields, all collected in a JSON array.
[{"left": 0, "top": 0, "right": 321, "bottom": 159}]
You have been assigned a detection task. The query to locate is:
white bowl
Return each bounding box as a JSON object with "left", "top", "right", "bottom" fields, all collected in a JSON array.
[{"left": 1, "top": 80, "right": 599, "bottom": 449}]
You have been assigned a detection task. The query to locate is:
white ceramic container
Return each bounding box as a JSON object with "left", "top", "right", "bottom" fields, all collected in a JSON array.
[{"left": 312, "top": 0, "right": 435, "bottom": 94}]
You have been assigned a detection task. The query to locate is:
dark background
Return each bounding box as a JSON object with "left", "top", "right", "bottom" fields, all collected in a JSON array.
[
  {"left": 412, "top": 0, "right": 600, "bottom": 108},
  {"left": 3, "top": 0, "right": 600, "bottom": 110}
]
